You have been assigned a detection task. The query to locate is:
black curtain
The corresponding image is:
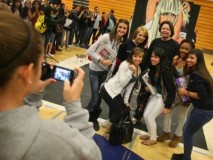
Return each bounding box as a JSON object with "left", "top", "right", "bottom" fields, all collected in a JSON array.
[
  {"left": 130, "top": 0, "right": 148, "bottom": 37},
  {"left": 186, "top": 3, "right": 200, "bottom": 40}
]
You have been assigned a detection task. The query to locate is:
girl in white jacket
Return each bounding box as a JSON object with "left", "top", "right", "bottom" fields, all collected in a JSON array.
[{"left": 100, "top": 47, "right": 144, "bottom": 138}]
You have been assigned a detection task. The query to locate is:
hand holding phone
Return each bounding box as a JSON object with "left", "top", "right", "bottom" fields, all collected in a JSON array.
[
  {"left": 63, "top": 68, "right": 85, "bottom": 102},
  {"left": 41, "top": 62, "right": 52, "bottom": 81}
]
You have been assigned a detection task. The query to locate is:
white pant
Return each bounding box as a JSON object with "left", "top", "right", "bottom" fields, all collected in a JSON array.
[
  {"left": 163, "top": 104, "right": 192, "bottom": 136},
  {"left": 143, "top": 94, "right": 164, "bottom": 141}
]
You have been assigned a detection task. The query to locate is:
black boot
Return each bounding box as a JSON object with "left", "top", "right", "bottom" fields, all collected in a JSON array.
[
  {"left": 89, "top": 110, "right": 102, "bottom": 131},
  {"left": 171, "top": 153, "right": 184, "bottom": 160}
]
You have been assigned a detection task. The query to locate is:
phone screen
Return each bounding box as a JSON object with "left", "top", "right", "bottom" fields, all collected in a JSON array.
[{"left": 52, "top": 66, "right": 75, "bottom": 82}]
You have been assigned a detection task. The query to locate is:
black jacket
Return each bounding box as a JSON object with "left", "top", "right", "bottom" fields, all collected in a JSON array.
[
  {"left": 188, "top": 72, "right": 213, "bottom": 110},
  {"left": 149, "top": 68, "right": 176, "bottom": 109}
]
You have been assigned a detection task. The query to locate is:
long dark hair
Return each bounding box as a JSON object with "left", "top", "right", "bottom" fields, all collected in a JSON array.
[
  {"left": 109, "top": 18, "right": 129, "bottom": 44},
  {"left": 149, "top": 47, "right": 170, "bottom": 85},
  {"left": 186, "top": 49, "right": 213, "bottom": 96},
  {"left": 11, "top": 0, "right": 23, "bottom": 17}
]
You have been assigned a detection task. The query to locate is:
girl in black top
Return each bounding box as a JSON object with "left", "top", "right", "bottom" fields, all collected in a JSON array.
[
  {"left": 115, "top": 26, "right": 148, "bottom": 73},
  {"left": 172, "top": 49, "right": 213, "bottom": 160}
]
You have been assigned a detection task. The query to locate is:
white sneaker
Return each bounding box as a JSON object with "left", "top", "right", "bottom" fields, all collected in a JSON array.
[
  {"left": 131, "top": 117, "right": 138, "bottom": 125},
  {"left": 68, "top": 44, "right": 75, "bottom": 48},
  {"left": 48, "top": 53, "right": 54, "bottom": 57},
  {"left": 101, "top": 120, "right": 109, "bottom": 128}
]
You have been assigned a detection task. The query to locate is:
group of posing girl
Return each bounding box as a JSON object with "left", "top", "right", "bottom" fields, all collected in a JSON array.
[{"left": 86, "top": 18, "right": 213, "bottom": 160}]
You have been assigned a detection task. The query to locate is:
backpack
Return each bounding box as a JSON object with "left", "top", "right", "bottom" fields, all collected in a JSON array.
[{"left": 35, "top": 15, "right": 47, "bottom": 33}]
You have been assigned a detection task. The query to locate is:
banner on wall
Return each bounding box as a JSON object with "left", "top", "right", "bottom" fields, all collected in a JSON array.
[{"left": 131, "top": 0, "right": 200, "bottom": 45}]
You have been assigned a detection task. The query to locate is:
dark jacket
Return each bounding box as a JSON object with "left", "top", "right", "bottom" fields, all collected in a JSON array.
[
  {"left": 188, "top": 72, "right": 213, "bottom": 110},
  {"left": 149, "top": 68, "right": 176, "bottom": 109},
  {"left": 115, "top": 39, "right": 147, "bottom": 73}
]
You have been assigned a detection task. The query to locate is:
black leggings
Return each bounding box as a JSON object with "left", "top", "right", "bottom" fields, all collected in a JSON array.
[{"left": 100, "top": 86, "right": 128, "bottom": 123}]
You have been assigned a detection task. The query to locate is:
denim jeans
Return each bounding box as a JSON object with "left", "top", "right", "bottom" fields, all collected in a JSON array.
[
  {"left": 84, "top": 27, "right": 93, "bottom": 45},
  {"left": 183, "top": 107, "right": 213, "bottom": 160},
  {"left": 86, "top": 69, "right": 108, "bottom": 113},
  {"left": 69, "top": 24, "right": 77, "bottom": 45},
  {"left": 61, "top": 30, "right": 70, "bottom": 47}
]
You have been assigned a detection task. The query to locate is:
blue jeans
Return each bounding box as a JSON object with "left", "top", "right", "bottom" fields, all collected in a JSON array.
[
  {"left": 84, "top": 27, "right": 93, "bottom": 45},
  {"left": 69, "top": 24, "right": 77, "bottom": 45},
  {"left": 183, "top": 107, "right": 213, "bottom": 160},
  {"left": 86, "top": 69, "right": 108, "bottom": 113}
]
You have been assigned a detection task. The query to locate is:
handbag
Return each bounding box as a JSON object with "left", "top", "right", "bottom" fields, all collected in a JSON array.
[
  {"left": 134, "top": 82, "right": 151, "bottom": 121},
  {"left": 109, "top": 109, "right": 134, "bottom": 146}
]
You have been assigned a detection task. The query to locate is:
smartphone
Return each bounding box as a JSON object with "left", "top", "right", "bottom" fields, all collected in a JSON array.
[
  {"left": 41, "top": 62, "right": 52, "bottom": 80},
  {"left": 52, "top": 65, "right": 76, "bottom": 84}
]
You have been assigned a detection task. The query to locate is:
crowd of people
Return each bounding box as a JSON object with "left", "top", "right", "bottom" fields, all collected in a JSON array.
[
  {"left": 0, "top": 1, "right": 213, "bottom": 160},
  {"left": 0, "top": 0, "right": 117, "bottom": 57}
]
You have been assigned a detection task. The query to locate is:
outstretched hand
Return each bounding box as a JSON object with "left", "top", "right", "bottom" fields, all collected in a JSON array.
[{"left": 63, "top": 68, "right": 85, "bottom": 102}]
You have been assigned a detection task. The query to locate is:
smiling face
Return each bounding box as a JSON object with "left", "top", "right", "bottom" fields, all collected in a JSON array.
[
  {"left": 135, "top": 31, "right": 146, "bottom": 45},
  {"left": 151, "top": 53, "right": 160, "bottom": 66},
  {"left": 179, "top": 42, "right": 193, "bottom": 59},
  {"left": 116, "top": 22, "right": 128, "bottom": 38},
  {"left": 186, "top": 54, "right": 197, "bottom": 68},
  {"left": 132, "top": 52, "right": 143, "bottom": 66},
  {"left": 160, "top": 23, "right": 171, "bottom": 40}
]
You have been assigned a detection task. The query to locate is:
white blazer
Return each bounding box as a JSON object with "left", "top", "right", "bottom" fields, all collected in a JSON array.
[{"left": 104, "top": 61, "right": 141, "bottom": 103}]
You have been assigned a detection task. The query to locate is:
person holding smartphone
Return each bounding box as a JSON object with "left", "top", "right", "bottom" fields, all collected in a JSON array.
[
  {"left": 100, "top": 47, "right": 143, "bottom": 138},
  {"left": 86, "top": 18, "right": 129, "bottom": 131},
  {"left": 0, "top": 11, "right": 101, "bottom": 160}
]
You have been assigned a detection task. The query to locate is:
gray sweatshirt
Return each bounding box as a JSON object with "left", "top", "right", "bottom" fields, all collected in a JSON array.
[{"left": 0, "top": 93, "right": 102, "bottom": 160}]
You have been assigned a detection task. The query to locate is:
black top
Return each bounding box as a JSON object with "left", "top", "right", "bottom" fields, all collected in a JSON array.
[
  {"left": 144, "top": 38, "right": 179, "bottom": 68},
  {"left": 117, "top": 39, "right": 136, "bottom": 61},
  {"left": 114, "top": 39, "right": 147, "bottom": 74},
  {"left": 149, "top": 68, "right": 176, "bottom": 108},
  {"left": 188, "top": 73, "right": 213, "bottom": 110}
]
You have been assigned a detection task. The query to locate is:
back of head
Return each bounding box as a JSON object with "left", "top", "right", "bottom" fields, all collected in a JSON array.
[
  {"left": 0, "top": 2, "right": 10, "bottom": 11},
  {"left": 0, "top": 11, "right": 43, "bottom": 89}
]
